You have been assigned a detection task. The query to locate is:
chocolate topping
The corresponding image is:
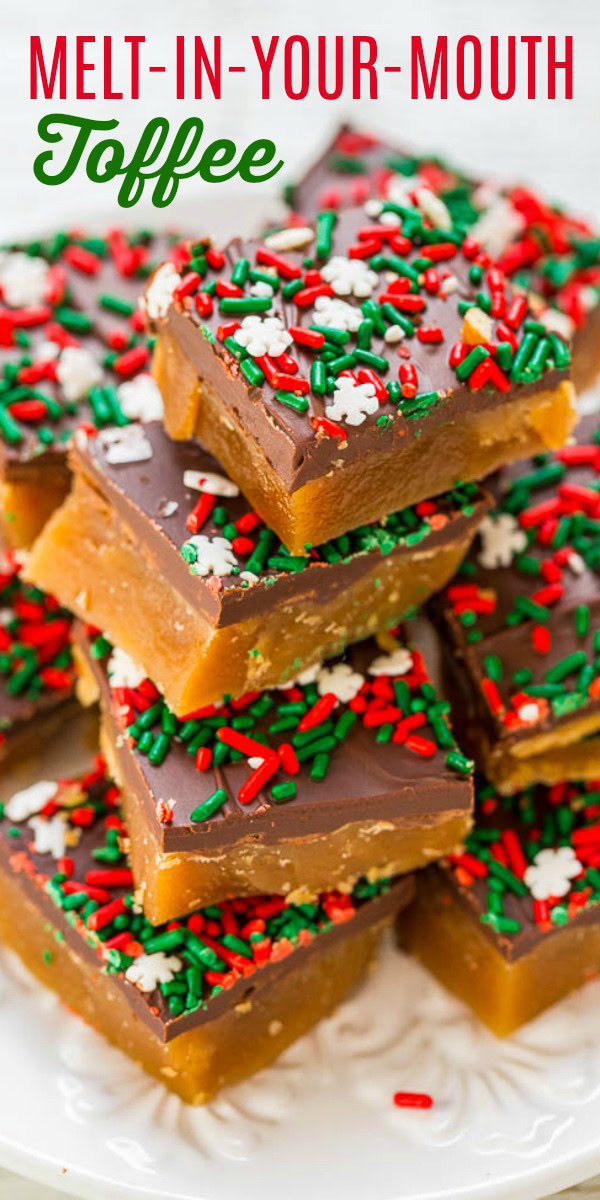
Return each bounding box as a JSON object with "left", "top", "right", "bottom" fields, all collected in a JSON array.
[
  {"left": 432, "top": 414, "right": 600, "bottom": 752},
  {"left": 73, "top": 420, "right": 489, "bottom": 629},
  {"left": 75, "top": 624, "right": 473, "bottom": 854},
  {"left": 0, "top": 768, "right": 413, "bottom": 1042},
  {"left": 156, "top": 207, "right": 569, "bottom": 496}
]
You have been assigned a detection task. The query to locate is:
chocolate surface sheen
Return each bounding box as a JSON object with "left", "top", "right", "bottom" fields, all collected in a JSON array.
[
  {"left": 75, "top": 623, "right": 473, "bottom": 854},
  {"left": 73, "top": 420, "right": 489, "bottom": 629}
]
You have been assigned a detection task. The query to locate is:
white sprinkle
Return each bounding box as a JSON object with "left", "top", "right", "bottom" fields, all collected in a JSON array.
[
  {"left": 325, "top": 376, "right": 378, "bottom": 427},
  {"left": 143, "top": 262, "right": 180, "bottom": 320},
  {"left": 100, "top": 426, "right": 153, "bottom": 465},
  {"left": 470, "top": 197, "right": 525, "bottom": 259},
  {"left": 368, "top": 646, "right": 413, "bottom": 677},
  {"left": 478, "top": 513, "right": 527, "bottom": 570},
  {"left": 541, "top": 308, "right": 575, "bottom": 340},
  {"left": 185, "top": 535, "right": 238, "bottom": 577},
  {"left": 414, "top": 186, "right": 452, "bottom": 232},
  {"left": 364, "top": 199, "right": 383, "bottom": 218},
  {"left": 5, "top": 780, "right": 58, "bottom": 822},
  {"left": 0, "top": 252, "right": 49, "bottom": 307},
  {"left": 440, "top": 274, "right": 459, "bottom": 296},
  {"left": 316, "top": 662, "right": 364, "bottom": 704},
  {"left": 107, "top": 646, "right": 146, "bottom": 689},
  {"left": 57, "top": 347, "right": 103, "bottom": 402},
  {"left": 384, "top": 324, "right": 405, "bottom": 344},
  {"left": 125, "top": 952, "right": 182, "bottom": 992},
  {"left": 117, "top": 374, "right": 164, "bottom": 422},
  {"left": 183, "top": 470, "right": 240, "bottom": 497},
  {"left": 264, "top": 226, "right": 314, "bottom": 252},
  {"left": 28, "top": 814, "right": 66, "bottom": 859}
]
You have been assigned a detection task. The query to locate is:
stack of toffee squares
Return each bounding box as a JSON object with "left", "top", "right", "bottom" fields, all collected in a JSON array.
[{"left": 0, "top": 125, "right": 598, "bottom": 1102}]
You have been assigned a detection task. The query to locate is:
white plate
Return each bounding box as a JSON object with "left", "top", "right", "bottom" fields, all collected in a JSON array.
[{"left": 1, "top": 924, "right": 600, "bottom": 1200}]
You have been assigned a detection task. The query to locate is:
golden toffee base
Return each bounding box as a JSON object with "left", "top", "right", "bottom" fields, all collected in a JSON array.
[
  {"left": 0, "top": 851, "right": 391, "bottom": 1103},
  {"left": 399, "top": 869, "right": 600, "bottom": 1036},
  {"left": 98, "top": 717, "right": 469, "bottom": 925},
  {"left": 154, "top": 329, "right": 577, "bottom": 556},
  {"left": 27, "top": 468, "right": 478, "bottom": 715}
]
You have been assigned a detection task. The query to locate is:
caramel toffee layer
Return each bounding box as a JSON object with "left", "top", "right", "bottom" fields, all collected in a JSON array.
[
  {"left": 0, "top": 230, "right": 174, "bottom": 474},
  {"left": 426, "top": 778, "right": 600, "bottom": 963},
  {"left": 285, "top": 123, "right": 600, "bottom": 359},
  {"left": 76, "top": 625, "right": 473, "bottom": 855},
  {"left": 432, "top": 415, "right": 600, "bottom": 755},
  {"left": 72, "top": 420, "right": 489, "bottom": 630},
  {"left": 153, "top": 205, "right": 571, "bottom": 499},
  {"left": 0, "top": 764, "right": 413, "bottom": 1042}
]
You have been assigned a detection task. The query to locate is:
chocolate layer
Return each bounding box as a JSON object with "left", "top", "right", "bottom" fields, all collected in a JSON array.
[
  {"left": 75, "top": 625, "right": 473, "bottom": 854},
  {"left": 285, "top": 123, "right": 600, "bottom": 351},
  {"left": 432, "top": 414, "right": 600, "bottom": 755},
  {"left": 72, "top": 420, "right": 489, "bottom": 629},
  {"left": 428, "top": 778, "right": 600, "bottom": 963},
  {"left": 0, "top": 231, "right": 175, "bottom": 475},
  {"left": 0, "top": 765, "right": 412, "bottom": 1042},
  {"left": 155, "top": 206, "right": 570, "bottom": 497},
  {"left": 0, "top": 549, "right": 74, "bottom": 754}
]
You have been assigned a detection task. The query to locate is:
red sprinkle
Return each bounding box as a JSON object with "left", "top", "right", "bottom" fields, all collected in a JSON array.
[{"left": 393, "top": 1092, "right": 434, "bottom": 1109}]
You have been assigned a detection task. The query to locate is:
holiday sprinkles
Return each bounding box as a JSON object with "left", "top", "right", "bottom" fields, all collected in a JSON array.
[
  {"left": 74, "top": 622, "right": 473, "bottom": 922},
  {"left": 93, "top": 627, "right": 474, "bottom": 817},
  {"left": 434, "top": 415, "right": 600, "bottom": 790},
  {"left": 0, "top": 550, "right": 74, "bottom": 760},
  {"left": 27, "top": 417, "right": 489, "bottom": 717},
  {"left": 287, "top": 124, "right": 600, "bottom": 391},
  {"left": 0, "top": 756, "right": 413, "bottom": 1101},
  {"left": 147, "top": 198, "right": 576, "bottom": 554}
]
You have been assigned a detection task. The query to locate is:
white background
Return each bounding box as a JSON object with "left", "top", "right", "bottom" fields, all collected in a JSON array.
[
  {"left": 0, "top": 0, "right": 599, "bottom": 1196},
  {"left": 1, "top": 0, "right": 599, "bottom": 239}
]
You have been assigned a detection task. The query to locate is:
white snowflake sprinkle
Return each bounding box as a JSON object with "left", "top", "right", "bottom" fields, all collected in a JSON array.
[
  {"left": 143, "top": 262, "right": 179, "bottom": 320},
  {"left": 125, "top": 952, "right": 182, "bottom": 992},
  {"left": 316, "top": 662, "right": 364, "bottom": 704},
  {"left": 0, "top": 252, "right": 49, "bottom": 307},
  {"left": 470, "top": 197, "right": 525, "bottom": 260},
  {"left": 28, "top": 814, "right": 66, "bottom": 859},
  {"left": 5, "top": 780, "right": 58, "bottom": 822},
  {"left": 478, "top": 514, "right": 527, "bottom": 569},
  {"left": 239, "top": 570, "right": 259, "bottom": 585},
  {"left": 57, "top": 347, "right": 103, "bottom": 402},
  {"left": 183, "top": 470, "right": 240, "bottom": 497},
  {"left": 186, "top": 535, "right": 238, "bottom": 577},
  {"left": 234, "top": 315, "right": 291, "bottom": 358},
  {"left": 100, "top": 426, "right": 153, "bottom": 465},
  {"left": 107, "top": 646, "right": 146, "bottom": 689},
  {"left": 279, "top": 662, "right": 321, "bottom": 691},
  {"left": 524, "top": 846, "right": 582, "bottom": 901},
  {"left": 313, "top": 294, "right": 362, "bottom": 333},
  {"left": 117, "top": 374, "right": 163, "bottom": 422},
  {"left": 368, "top": 646, "right": 413, "bottom": 677},
  {"left": 321, "top": 256, "right": 378, "bottom": 299},
  {"left": 325, "top": 376, "right": 378, "bottom": 427}
]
